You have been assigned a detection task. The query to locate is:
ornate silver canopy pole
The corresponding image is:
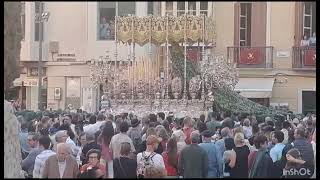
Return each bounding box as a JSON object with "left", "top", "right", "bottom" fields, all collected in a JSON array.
[
  {"left": 149, "top": 15, "right": 152, "bottom": 99},
  {"left": 114, "top": 12, "right": 118, "bottom": 102},
  {"left": 165, "top": 15, "right": 169, "bottom": 99},
  {"left": 131, "top": 15, "right": 135, "bottom": 100},
  {"left": 183, "top": 14, "right": 187, "bottom": 99},
  {"left": 201, "top": 14, "right": 206, "bottom": 101}
]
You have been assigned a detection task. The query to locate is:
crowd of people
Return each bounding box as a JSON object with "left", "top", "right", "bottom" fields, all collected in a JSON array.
[{"left": 17, "top": 109, "right": 316, "bottom": 178}]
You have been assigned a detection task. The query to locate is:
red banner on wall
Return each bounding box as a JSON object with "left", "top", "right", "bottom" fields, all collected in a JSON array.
[
  {"left": 187, "top": 48, "right": 201, "bottom": 62},
  {"left": 304, "top": 49, "right": 316, "bottom": 66},
  {"left": 239, "top": 48, "right": 262, "bottom": 65}
]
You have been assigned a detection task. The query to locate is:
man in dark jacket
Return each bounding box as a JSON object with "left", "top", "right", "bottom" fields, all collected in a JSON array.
[
  {"left": 249, "top": 135, "right": 273, "bottom": 178},
  {"left": 179, "top": 131, "right": 208, "bottom": 178}
]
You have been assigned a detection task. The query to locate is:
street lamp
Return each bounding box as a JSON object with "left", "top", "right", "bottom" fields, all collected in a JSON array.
[{"left": 35, "top": 2, "right": 50, "bottom": 111}]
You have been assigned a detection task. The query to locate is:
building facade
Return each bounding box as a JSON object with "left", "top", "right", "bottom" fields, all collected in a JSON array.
[{"left": 17, "top": 2, "right": 316, "bottom": 114}]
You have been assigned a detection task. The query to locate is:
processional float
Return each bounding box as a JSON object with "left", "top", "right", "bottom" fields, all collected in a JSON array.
[{"left": 88, "top": 14, "right": 238, "bottom": 118}]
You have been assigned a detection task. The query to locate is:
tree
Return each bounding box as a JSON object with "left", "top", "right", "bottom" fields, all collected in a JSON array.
[{"left": 4, "top": 2, "right": 22, "bottom": 99}]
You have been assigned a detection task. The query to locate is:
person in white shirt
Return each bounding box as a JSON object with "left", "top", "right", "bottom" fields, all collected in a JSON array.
[
  {"left": 110, "top": 121, "right": 136, "bottom": 159},
  {"left": 243, "top": 118, "right": 253, "bottom": 139},
  {"left": 137, "top": 135, "right": 166, "bottom": 178},
  {"left": 83, "top": 113, "right": 106, "bottom": 135},
  {"left": 300, "top": 35, "right": 310, "bottom": 46},
  {"left": 33, "top": 136, "right": 56, "bottom": 178}
]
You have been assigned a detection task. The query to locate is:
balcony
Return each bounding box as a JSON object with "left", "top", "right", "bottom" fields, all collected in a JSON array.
[
  {"left": 227, "top": 46, "right": 274, "bottom": 68},
  {"left": 292, "top": 46, "right": 316, "bottom": 70}
]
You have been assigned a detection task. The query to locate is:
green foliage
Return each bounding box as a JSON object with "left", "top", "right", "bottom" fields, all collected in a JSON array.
[
  {"left": 4, "top": 2, "right": 22, "bottom": 98},
  {"left": 170, "top": 42, "right": 198, "bottom": 81},
  {"left": 170, "top": 43, "right": 286, "bottom": 117},
  {"left": 213, "top": 86, "right": 285, "bottom": 119}
]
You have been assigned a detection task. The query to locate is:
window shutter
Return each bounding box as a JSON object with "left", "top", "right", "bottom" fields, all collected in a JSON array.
[
  {"left": 234, "top": 3, "right": 240, "bottom": 46},
  {"left": 250, "top": 2, "right": 267, "bottom": 46},
  {"left": 294, "top": 2, "right": 304, "bottom": 46}
]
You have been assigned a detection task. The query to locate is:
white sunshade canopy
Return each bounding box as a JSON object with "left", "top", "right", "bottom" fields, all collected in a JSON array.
[{"left": 234, "top": 78, "right": 275, "bottom": 98}]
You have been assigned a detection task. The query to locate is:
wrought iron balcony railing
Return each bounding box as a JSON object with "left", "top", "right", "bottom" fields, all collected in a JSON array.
[
  {"left": 227, "top": 46, "right": 274, "bottom": 68},
  {"left": 292, "top": 46, "right": 316, "bottom": 69}
]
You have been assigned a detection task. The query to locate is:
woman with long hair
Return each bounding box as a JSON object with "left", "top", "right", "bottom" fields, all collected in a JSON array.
[
  {"left": 98, "top": 121, "right": 114, "bottom": 165},
  {"left": 162, "top": 137, "right": 179, "bottom": 178},
  {"left": 230, "top": 132, "right": 250, "bottom": 178}
]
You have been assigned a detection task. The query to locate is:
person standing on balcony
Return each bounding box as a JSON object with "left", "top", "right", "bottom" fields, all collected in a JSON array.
[
  {"left": 300, "top": 35, "right": 309, "bottom": 47},
  {"left": 308, "top": 32, "right": 316, "bottom": 46}
]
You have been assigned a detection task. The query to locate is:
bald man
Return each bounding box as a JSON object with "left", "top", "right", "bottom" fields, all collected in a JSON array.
[{"left": 42, "top": 143, "right": 79, "bottom": 178}]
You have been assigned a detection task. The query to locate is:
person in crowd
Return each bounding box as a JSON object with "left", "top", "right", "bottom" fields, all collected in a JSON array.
[
  {"left": 137, "top": 135, "right": 167, "bottom": 178},
  {"left": 231, "top": 132, "right": 250, "bottom": 178},
  {"left": 127, "top": 118, "right": 142, "bottom": 151},
  {"left": 171, "top": 128, "right": 187, "bottom": 153},
  {"left": 54, "top": 130, "right": 78, "bottom": 157},
  {"left": 199, "top": 130, "right": 223, "bottom": 178},
  {"left": 215, "top": 127, "right": 232, "bottom": 158},
  {"left": 270, "top": 130, "right": 285, "bottom": 162},
  {"left": 138, "top": 127, "right": 163, "bottom": 154},
  {"left": 162, "top": 137, "right": 179, "bottom": 178},
  {"left": 109, "top": 121, "right": 136, "bottom": 159},
  {"left": 33, "top": 136, "right": 56, "bottom": 178},
  {"left": 291, "top": 128, "right": 314, "bottom": 170},
  {"left": 196, "top": 120, "right": 207, "bottom": 135},
  {"left": 311, "top": 129, "right": 316, "bottom": 178},
  {"left": 113, "top": 142, "right": 137, "bottom": 178},
  {"left": 223, "top": 138, "right": 236, "bottom": 178},
  {"left": 59, "top": 123, "right": 76, "bottom": 145},
  {"left": 80, "top": 149, "right": 106, "bottom": 177},
  {"left": 81, "top": 133, "right": 101, "bottom": 165},
  {"left": 179, "top": 131, "right": 208, "bottom": 178},
  {"left": 205, "top": 112, "right": 220, "bottom": 133},
  {"left": 300, "top": 34, "right": 310, "bottom": 46},
  {"left": 243, "top": 118, "right": 253, "bottom": 139},
  {"left": 76, "top": 132, "right": 87, "bottom": 166},
  {"left": 84, "top": 113, "right": 106, "bottom": 135},
  {"left": 161, "top": 120, "right": 172, "bottom": 137},
  {"left": 88, "top": 114, "right": 97, "bottom": 125},
  {"left": 156, "top": 125, "right": 169, "bottom": 151},
  {"left": 99, "top": 17, "right": 111, "bottom": 40},
  {"left": 157, "top": 112, "right": 166, "bottom": 124},
  {"left": 97, "top": 120, "right": 114, "bottom": 172},
  {"left": 248, "top": 135, "right": 273, "bottom": 178},
  {"left": 308, "top": 32, "right": 316, "bottom": 46},
  {"left": 19, "top": 120, "right": 30, "bottom": 160},
  {"left": 42, "top": 143, "right": 79, "bottom": 178},
  {"left": 248, "top": 123, "right": 260, "bottom": 146},
  {"left": 78, "top": 166, "right": 105, "bottom": 178},
  {"left": 182, "top": 117, "right": 194, "bottom": 145},
  {"left": 281, "top": 121, "right": 291, "bottom": 144},
  {"left": 37, "top": 116, "right": 50, "bottom": 136},
  {"left": 283, "top": 148, "right": 314, "bottom": 178},
  {"left": 21, "top": 132, "right": 42, "bottom": 178}
]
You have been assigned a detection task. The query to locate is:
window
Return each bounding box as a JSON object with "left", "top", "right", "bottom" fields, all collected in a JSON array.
[
  {"left": 166, "top": 2, "right": 173, "bottom": 15},
  {"left": 239, "top": 3, "right": 251, "bottom": 46},
  {"left": 200, "top": 2, "right": 208, "bottom": 16},
  {"left": 188, "top": 2, "right": 196, "bottom": 15},
  {"left": 21, "top": 2, "right": 25, "bottom": 40},
  {"left": 147, "top": 2, "right": 154, "bottom": 15},
  {"left": 98, "top": 2, "right": 136, "bottom": 40},
  {"left": 28, "top": 67, "right": 46, "bottom": 77},
  {"left": 163, "top": 2, "right": 210, "bottom": 17},
  {"left": 34, "top": 2, "right": 44, "bottom": 41},
  {"left": 303, "top": 2, "right": 316, "bottom": 38},
  {"left": 177, "top": 2, "right": 185, "bottom": 16},
  {"left": 302, "top": 91, "right": 316, "bottom": 114}
]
